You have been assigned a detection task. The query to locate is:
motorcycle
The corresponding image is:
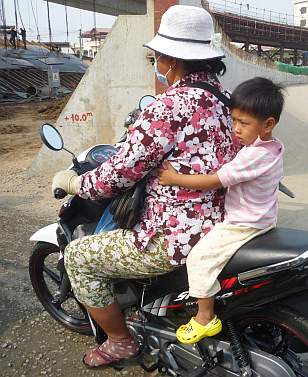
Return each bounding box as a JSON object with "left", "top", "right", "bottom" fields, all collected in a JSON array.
[{"left": 29, "top": 96, "right": 308, "bottom": 377}]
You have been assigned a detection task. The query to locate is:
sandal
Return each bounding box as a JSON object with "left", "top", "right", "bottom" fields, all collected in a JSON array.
[
  {"left": 82, "top": 337, "right": 140, "bottom": 369},
  {"left": 176, "top": 316, "right": 222, "bottom": 344}
]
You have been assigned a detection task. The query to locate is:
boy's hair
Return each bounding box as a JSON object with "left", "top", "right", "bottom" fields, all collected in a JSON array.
[{"left": 230, "top": 77, "right": 284, "bottom": 122}]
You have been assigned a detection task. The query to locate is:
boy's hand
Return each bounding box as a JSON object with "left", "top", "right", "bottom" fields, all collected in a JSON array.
[{"left": 158, "top": 161, "right": 178, "bottom": 186}]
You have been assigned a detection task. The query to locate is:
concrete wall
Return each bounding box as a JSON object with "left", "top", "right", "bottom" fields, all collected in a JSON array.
[
  {"left": 275, "top": 84, "right": 308, "bottom": 176},
  {"left": 212, "top": 21, "right": 308, "bottom": 176},
  {"left": 30, "top": 0, "right": 155, "bottom": 174},
  {"left": 215, "top": 21, "right": 308, "bottom": 91}
]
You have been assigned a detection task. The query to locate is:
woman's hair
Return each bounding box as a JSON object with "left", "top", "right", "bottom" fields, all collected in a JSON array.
[
  {"left": 182, "top": 58, "right": 227, "bottom": 76},
  {"left": 230, "top": 77, "right": 285, "bottom": 122}
]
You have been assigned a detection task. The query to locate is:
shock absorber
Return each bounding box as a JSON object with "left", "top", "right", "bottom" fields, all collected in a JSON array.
[{"left": 225, "top": 320, "right": 252, "bottom": 377}]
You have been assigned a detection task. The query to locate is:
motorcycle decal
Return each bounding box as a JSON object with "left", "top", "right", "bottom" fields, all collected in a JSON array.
[
  {"left": 173, "top": 291, "right": 190, "bottom": 302},
  {"left": 142, "top": 294, "right": 173, "bottom": 316},
  {"left": 233, "top": 280, "right": 271, "bottom": 296},
  {"left": 216, "top": 280, "right": 272, "bottom": 300},
  {"left": 220, "top": 276, "right": 237, "bottom": 290}
]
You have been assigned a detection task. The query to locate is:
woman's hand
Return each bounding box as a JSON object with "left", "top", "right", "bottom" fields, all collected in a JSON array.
[
  {"left": 158, "top": 161, "right": 179, "bottom": 186},
  {"left": 52, "top": 170, "right": 81, "bottom": 196}
]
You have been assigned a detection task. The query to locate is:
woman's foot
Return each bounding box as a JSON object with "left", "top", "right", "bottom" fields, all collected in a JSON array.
[
  {"left": 176, "top": 316, "right": 222, "bottom": 344},
  {"left": 83, "top": 336, "right": 140, "bottom": 369}
]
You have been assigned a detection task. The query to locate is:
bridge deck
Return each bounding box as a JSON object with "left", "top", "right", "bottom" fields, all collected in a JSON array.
[{"left": 213, "top": 11, "right": 308, "bottom": 50}]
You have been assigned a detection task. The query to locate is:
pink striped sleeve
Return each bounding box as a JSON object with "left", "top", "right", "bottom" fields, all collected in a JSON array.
[{"left": 217, "top": 147, "right": 272, "bottom": 188}]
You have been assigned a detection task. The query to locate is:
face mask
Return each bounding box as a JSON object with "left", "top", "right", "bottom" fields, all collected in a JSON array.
[{"left": 154, "top": 55, "right": 172, "bottom": 86}]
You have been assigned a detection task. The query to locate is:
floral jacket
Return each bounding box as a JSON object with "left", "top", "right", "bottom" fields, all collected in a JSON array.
[{"left": 79, "top": 72, "right": 238, "bottom": 265}]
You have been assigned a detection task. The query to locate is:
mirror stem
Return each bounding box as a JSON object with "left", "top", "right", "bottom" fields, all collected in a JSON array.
[{"left": 63, "top": 147, "right": 76, "bottom": 159}]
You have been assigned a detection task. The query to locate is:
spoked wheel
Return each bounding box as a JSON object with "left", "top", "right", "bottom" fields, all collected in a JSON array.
[
  {"left": 236, "top": 307, "right": 308, "bottom": 377},
  {"left": 29, "top": 241, "right": 92, "bottom": 335}
]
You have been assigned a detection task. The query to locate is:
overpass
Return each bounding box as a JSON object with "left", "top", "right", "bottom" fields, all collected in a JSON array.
[
  {"left": 211, "top": 10, "right": 308, "bottom": 63},
  {"left": 44, "top": 0, "right": 147, "bottom": 16},
  {"left": 205, "top": 1, "right": 308, "bottom": 64}
]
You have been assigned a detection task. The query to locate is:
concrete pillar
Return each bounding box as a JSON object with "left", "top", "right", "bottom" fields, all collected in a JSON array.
[
  {"left": 30, "top": 0, "right": 156, "bottom": 175},
  {"left": 294, "top": 49, "right": 298, "bottom": 65},
  {"left": 154, "top": 0, "right": 178, "bottom": 94},
  {"left": 280, "top": 46, "right": 285, "bottom": 61}
]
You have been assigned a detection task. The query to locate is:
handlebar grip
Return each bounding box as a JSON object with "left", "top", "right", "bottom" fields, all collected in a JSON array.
[{"left": 54, "top": 188, "right": 67, "bottom": 199}]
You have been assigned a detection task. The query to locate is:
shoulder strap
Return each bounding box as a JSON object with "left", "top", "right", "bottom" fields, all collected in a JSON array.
[{"left": 189, "top": 81, "right": 231, "bottom": 107}]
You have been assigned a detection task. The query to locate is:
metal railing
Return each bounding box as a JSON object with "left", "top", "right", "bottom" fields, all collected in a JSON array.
[{"left": 204, "top": 0, "right": 304, "bottom": 27}]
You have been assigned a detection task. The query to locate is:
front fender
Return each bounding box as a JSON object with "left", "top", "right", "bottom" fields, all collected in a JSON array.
[{"left": 30, "top": 223, "right": 59, "bottom": 247}]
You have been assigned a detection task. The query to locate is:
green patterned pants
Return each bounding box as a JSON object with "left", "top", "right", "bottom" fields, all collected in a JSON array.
[{"left": 64, "top": 229, "right": 174, "bottom": 308}]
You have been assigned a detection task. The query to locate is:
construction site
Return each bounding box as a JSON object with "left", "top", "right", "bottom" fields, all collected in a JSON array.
[{"left": 1, "top": 0, "right": 308, "bottom": 376}]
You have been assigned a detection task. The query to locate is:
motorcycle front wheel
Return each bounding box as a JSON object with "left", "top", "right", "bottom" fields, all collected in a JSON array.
[{"left": 29, "top": 241, "right": 92, "bottom": 335}]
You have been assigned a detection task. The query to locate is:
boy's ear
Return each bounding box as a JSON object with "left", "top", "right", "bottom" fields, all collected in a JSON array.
[{"left": 264, "top": 117, "right": 276, "bottom": 133}]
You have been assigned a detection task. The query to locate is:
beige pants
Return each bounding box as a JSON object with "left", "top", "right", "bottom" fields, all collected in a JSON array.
[{"left": 187, "top": 220, "right": 275, "bottom": 298}]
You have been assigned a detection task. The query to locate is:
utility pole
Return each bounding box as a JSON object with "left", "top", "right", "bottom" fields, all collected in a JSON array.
[
  {"left": 13, "top": 0, "right": 18, "bottom": 31},
  {"left": 1, "top": 0, "right": 7, "bottom": 48},
  {"left": 93, "top": 0, "right": 97, "bottom": 54},
  {"left": 46, "top": 0, "right": 52, "bottom": 47},
  {"left": 79, "top": 28, "right": 82, "bottom": 58}
]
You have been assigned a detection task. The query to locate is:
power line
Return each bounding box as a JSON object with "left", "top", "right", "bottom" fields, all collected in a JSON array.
[
  {"left": 30, "top": 0, "right": 40, "bottom": 41},
  {"left": 16, "top": 0, "right": 25, "bottom": 30}
]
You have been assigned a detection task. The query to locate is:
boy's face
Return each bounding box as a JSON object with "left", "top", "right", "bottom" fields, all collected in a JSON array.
[{"left": 231, "top": 108, "right": 276, "bottom": 146}]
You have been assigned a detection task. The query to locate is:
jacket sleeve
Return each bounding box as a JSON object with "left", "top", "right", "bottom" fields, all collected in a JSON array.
[{"left": 78, "top": 99, "right": 177, "bottom": 200}]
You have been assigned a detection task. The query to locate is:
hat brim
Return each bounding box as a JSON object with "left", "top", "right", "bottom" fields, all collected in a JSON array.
[{"left": 144, "top": 34, "right": 225, "bottom": 61}]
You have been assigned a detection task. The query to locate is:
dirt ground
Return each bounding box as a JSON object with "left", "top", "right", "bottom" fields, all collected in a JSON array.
[{"left": 0, "top": 101, "right": 147, "bottom": 377}]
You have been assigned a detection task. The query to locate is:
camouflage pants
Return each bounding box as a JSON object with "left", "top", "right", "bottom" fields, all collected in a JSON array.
[{"left": 64, "top": 229, "right": 174, "bottom": 308}]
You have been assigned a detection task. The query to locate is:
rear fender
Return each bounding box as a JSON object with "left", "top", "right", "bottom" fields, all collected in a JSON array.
[
  {"left": 29, "top": 223, "right": 59, "bottom": 247},
  {"left": 279, "top": 289, "right": 308, "bottom": 318}
]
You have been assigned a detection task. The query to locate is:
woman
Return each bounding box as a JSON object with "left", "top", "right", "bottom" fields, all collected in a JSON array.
[{"left": 52, "top": 4, "right": 237, "bottom": 369}]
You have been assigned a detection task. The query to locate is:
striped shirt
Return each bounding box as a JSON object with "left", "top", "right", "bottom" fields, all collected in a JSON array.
[{"left": 217, "top": 137, "right": 284, "bottom": 229}]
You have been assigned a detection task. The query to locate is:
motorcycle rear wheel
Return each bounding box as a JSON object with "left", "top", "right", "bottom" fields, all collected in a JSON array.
[
  {"left": 29, "top": 241, "right": 92, "bottom": 335},
  {"left": 236, "top": 306, "right": 308, "bottom": 376}
]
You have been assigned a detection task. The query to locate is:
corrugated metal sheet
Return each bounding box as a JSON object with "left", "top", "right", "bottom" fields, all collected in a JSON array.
[{"left": 0, "top": 45, "right": 86, "bottom": 101}]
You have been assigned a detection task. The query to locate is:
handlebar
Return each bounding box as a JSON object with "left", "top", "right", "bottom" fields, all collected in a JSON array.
[
  {"left": 54, "top": 188, "right": 67, "bottom": 200},
  {"left": 279, "top": 182, "right": 295, "bottom": 198}
]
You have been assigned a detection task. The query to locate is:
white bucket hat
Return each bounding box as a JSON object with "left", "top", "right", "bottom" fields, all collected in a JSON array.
[{"left": 144, "top": 5, "right": 224, "bottom": 61}]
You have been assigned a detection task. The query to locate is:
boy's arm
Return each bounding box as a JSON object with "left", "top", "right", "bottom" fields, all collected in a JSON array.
[{"left": 158, "top": 161, "right": 223, "bottom": 190}]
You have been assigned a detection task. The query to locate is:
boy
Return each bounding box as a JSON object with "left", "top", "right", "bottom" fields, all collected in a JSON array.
[{"left": 158, "top": 77, "right": 285, "bottom": 344}]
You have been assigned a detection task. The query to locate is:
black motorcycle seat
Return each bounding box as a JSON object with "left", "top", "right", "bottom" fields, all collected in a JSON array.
[
  {"left": 221, "top": 227, "right": 308, "bottom": 277},
  {"left": 140, "top": 228, "right": 308, "bottom": 297},
  {"left": 122, "top": 227, "right": 308, "bottom": 302}
]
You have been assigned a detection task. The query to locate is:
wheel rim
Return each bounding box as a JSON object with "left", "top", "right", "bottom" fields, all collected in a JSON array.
[{"left": 36, "top": 247, "right": 91, "bottom": 330}]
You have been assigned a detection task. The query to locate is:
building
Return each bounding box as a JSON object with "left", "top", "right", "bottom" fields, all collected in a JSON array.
[
  {"left": 72, "top": 28, "right": 111, "bottom": 61},
  {"left": 294, "top": 0, "right": 308, "bottom": 27}
]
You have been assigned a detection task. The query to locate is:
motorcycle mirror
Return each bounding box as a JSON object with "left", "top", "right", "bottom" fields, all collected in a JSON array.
[
  {"left": 40, "top": 123, "right": 64, "bottom": 151},
  {"left": 139, "top": 95, "right": 155, "bottom": 111}
]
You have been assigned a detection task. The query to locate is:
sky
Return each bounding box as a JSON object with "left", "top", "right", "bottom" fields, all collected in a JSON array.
[
  {"left": 2, "top": 0, "right": 116, "bottom": 45},
  {"left": 2, "top": 0, "right": 294, "bottom": 45}
]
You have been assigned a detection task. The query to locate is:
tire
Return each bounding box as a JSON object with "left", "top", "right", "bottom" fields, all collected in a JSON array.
[
  {"left": 29, "top": 241, "right": 92, "bottom": 335},
  {"left": 235, "top": 306, "right": 308, "bottom": 376}
]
